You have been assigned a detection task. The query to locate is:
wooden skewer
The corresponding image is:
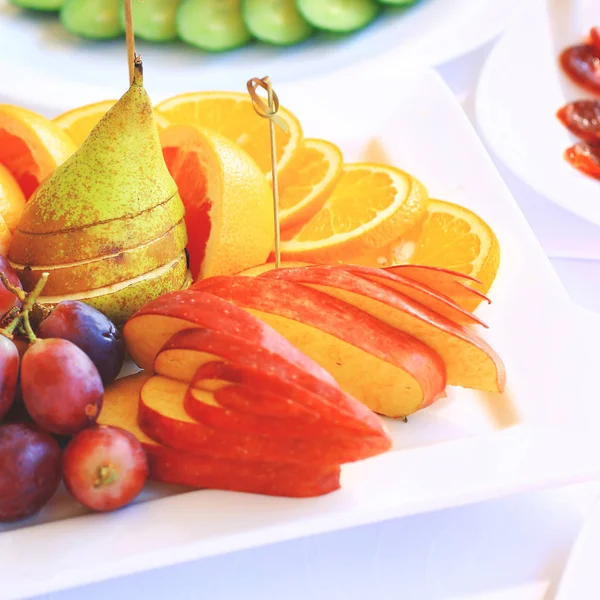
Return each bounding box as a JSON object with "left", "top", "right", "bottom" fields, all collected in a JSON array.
[
  {"left": 247, "top": 76, "right": 289, "bottom": 268},
  {"left": 124, "top": 0, "right": 135, "bottom": 84}
]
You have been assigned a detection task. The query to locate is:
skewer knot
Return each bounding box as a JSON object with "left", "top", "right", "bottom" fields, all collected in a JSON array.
[{"left": 246, "top": 77, "right": 290, "bottom": 133}]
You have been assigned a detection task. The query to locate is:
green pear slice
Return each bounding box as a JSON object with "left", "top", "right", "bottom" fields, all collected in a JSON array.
[
  {"left": 13, "top": 219, "right": 187, "bottom": 295},
  {"left": 38, "top": 252, "right": 189, "bottom": 326},
  {"left": 9, "top": 192, "right": 184, "bottom": 265}
]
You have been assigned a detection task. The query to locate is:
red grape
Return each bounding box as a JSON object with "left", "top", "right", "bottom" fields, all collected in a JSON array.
[
  {"left": 37, "top": 301, "right": 124, "bottom": 385},
  {"left": 0, "top": 256, "right": 22, "bottom": 319},
  {"left": 21, "top": 338, "right": 104, "bottom": 436},
  {"left": 0, "top": 423, "right": 62, "bottom": 522},
  {"left": 62, "top": 426, "right": 148, "bottom": 512},
  {"left": 0, "top": 335, "right": 18, "bottom": 422}
]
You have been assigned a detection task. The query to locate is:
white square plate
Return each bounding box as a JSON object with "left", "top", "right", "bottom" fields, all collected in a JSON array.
[{"left": 3, "top": 67, "right": 600, "bottom": 599}]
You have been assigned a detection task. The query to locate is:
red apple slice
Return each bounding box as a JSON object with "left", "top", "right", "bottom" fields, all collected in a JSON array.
[
  {"left": 261, "top": 266, "right": 505, "bottom": 394},
  {"left": 156, "top": 327, "right": 387, "bottom": 437},
  {"left": 182, "top": 359, "right": 389, "bottom": 441},
  {"left": 124, "top": 289, "right": 336, "bottom": 388},
  {"left": 333, "top": 265, "right": 486, "bottom": 327},
  {"left": 386, "top": 265, "right": 491, "bottom": 311},
  {"left": 98, "top": 373, "right": 341, "bottom": 497},
  {"left": 139, "top": 375, "right": 391, "bottom": 464},
  {"left": 193, "top": 276, "right": 446, "bottom": 417},
  {"left": 239, "top": 262, "right": 484, "bottom": 326}
]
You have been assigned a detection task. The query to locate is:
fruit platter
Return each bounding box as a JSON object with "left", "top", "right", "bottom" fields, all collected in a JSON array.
[{"left": 3, "top": 14, "right": 600, "bottom": 595}]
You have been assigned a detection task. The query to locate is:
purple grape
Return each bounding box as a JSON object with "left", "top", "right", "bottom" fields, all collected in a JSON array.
[{"left": 37, "top": 301, "right": 124, "bottom": 385}]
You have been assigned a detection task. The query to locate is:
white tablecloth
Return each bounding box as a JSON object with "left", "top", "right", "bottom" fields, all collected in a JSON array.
[{"left": 29, "top": 41, "right": 600, "bottom": 600}]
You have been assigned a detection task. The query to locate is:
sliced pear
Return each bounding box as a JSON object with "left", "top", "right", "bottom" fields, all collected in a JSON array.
[
  {"left": 38, "top": 252, "right": 189, "bottom": 326},
  {"left": 14, "top": 219, "right": 187, "bottom": 295},
  {"left": 9, "top": 192, "right": 184, "bottom": 265}
]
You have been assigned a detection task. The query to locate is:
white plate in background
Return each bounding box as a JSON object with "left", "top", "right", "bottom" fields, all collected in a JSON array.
[
  {"left": 3, "top": 66, "right": 600, "bottom": 598},
  {"left": 476, "top": 0, "right": 600, "bottom": 226},
  {"left": 0, "top": 0, "right": 526, "bottom": 114}
]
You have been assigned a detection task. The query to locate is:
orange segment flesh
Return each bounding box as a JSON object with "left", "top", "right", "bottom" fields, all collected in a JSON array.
[
  {"left": 0, "top": 104, "right": 76, "bottom": 200},
  {"left": 0, "top": 163, "right": 26, "bottom": 231},
  {"left": 407, "top": 199, "right": 501, "bottom": 299},
  {"left": 155, "top": 91, "right": 302, "bottom": 177},
  {"left": 160, "top": 124, "right": 273, "bottom": 281},
  {"left": 279, "top": 138, "right": 343, "bottom": 230},
  {"left": 280, "top": 163, "right": 428, "bottom": 262},
  {"left": 0, "top": 215, "right": 11, "bottom": 256}
]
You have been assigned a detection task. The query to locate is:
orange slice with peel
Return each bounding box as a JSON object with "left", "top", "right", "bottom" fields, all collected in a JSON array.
[
  {"left": 155, "top": 91, "right": 303, "bottom": 177},
  {"left": 54, "top": 100, "right": 172, "bottom": 147},
  {"left": 0, "top": 163, "right": 25, "bottom": 231},
  {"left": 0, "top": 214, "right": 11, "bottom": 257},
  {"left": 279, "top": 138, "right": 343, "bottom": 231},
  {"left": 407, "top": 199, "right": 501, "bottom": 299},
  {"left": 280, "top": 163, "right": 428, "bottom": 263},
  {"left": 160, "top": 123, "right": 273, "bottom": 281},
  {"left": 0, "top": 104, "right": 76, "bottom": 200}
]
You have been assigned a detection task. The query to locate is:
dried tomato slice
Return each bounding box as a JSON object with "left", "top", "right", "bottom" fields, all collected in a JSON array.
[
  {"left": 564, "top": 141, "right": 600, "bottom": 180},
  {"left": 557, "top": 100, "right": 600, "bottom": 142},
  {"left": 560, "top": 44, "right": 600, "bottom": 96}
]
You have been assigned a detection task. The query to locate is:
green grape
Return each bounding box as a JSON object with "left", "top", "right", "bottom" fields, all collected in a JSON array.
[
  {"left": 120, "top": 0, "right": 179, "bottom": 43},
  {"left": 60, "top": 0, "right": 123, "bottom": 40},
  {"left": 177, "top": 0, "right": 252, "bottom": 52},
  {"left": 241, "top": 0, "right": 313, "bottom": 46},
  {"left": 9, "top": 0, "right": 65, "bottom": 10}
]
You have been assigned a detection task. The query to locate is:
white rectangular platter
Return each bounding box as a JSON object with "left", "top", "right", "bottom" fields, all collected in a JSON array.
[{"left": 2, "top": 66, "right": 600, "bottom": 599}]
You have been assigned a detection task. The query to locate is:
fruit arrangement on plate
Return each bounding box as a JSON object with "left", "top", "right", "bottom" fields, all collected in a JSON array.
[
  {"left": 556, "top": 26, "right": 600, "bottom": 181},
  {"left": 8, "top": 0, "right": 422, "bottom": 51},
  {"left": 0, "top": 22, "right": 506, "bottom": 522}
]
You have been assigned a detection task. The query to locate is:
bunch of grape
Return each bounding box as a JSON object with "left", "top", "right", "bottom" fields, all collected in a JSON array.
[
  {"left": 0, "top": 257, "right": 148, "bottom": 523},
  {"left": 9, "top": 0, "right": 420, "bottom": 52}
]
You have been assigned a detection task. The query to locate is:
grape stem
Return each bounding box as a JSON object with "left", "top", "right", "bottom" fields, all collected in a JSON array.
[
  {"left": 0, "top": 272, "right": 49, "bottom": 342},
  {"left": 0, "top": 271, "right": 27, "bottom": 303}
]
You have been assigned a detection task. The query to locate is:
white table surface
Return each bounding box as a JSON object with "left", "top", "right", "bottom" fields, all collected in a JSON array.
[{"left": 13, "top": 35, "right": 600, "bottom": 600}]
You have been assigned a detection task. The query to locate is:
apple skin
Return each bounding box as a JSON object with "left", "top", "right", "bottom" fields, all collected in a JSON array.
[
  {"left": 334, "top": 264, "right": 486, "bottom": 327},
  {"left": 98, "top": 372, "right": 341, "bottom": 498},
  {"left": 386, "top": 265, "right": 490, "bottom": 312},
  {"left": 193, "top": 276, "right": 447, "bottom": 417},
  {"left": 139, "top": 375, "right": 390, "bottom": 465},
  {"left": 147, "top": 448, "right": 341, "bottom": 498},
  {"left": 156, "top": 327, "right": 387, "bottom": 437},
  {"left": 239, "top": 262, "right": 484, "bottom": 327},
  {"left": 185, "top": 360, "right": 390, "bottom": 445},
  {"left": 259, "top": 266, "right": 506, "bottom": 394},
  {"left": 124, "top": 289, "right": 337, "bottom": 387}
]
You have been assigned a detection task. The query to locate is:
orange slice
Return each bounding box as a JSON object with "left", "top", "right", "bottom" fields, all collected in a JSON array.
[
  {"left": 280, "top": 163, "right": 428, "bottom": 263},
  {"left": 0, "top": 214, "right": 11, "bottom": 257},
  {"left": 155, "top": 91, "right": 303, "bottom": 177},
  {"left": 54, "top": 100, "right": 172, "bottom": 147},
  {"left": 407, "top": 199, "right": 501, "bottom": 299},
  {"left": 279, "top": 138, "right": 343, "bottom": 231},
  {"left": 0, "top": 163, "right": 25, "bottom": 231},
  {"left": 161, "top": 124, "right": 273, "bottom": 280},
  {"left": 0, "top": 104, "right": 76, "bottom": 200}
]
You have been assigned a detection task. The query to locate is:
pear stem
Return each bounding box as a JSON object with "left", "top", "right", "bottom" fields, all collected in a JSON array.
[{"left": 124, "top": 0, "right": 135, "bottom": 85}]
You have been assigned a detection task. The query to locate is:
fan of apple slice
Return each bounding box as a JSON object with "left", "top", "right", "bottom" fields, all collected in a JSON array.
[{"left": 99, "top": 373, "right": 342, "bottom": 498}]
